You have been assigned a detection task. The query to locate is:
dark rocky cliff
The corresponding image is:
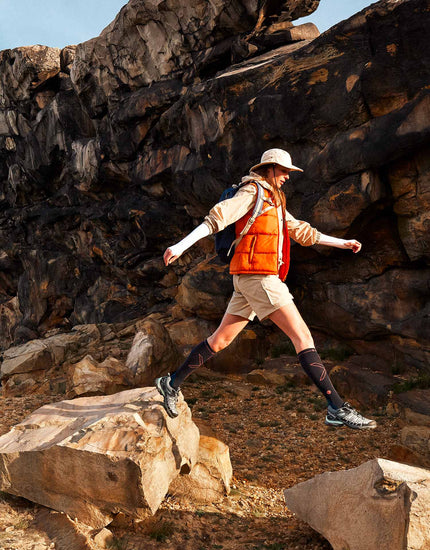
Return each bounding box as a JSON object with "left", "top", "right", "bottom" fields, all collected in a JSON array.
[{"left": 0, "top": 0, "right": 429, "bottom": 393}]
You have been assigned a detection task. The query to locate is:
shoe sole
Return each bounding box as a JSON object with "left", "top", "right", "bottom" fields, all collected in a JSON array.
[
  {"left": 154, "top": 377, "right": 179, "bottom": 419},
  {"left": 325, "top": 417, "right": 344, "bottom": 427},
  {"left": 325, "top": 418, "right": 377, "bottom": 429}
]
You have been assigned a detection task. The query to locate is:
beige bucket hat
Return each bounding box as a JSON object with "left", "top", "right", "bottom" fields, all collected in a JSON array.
[{"left": 250, "top": 148, "right": 303, "bottom": 173}]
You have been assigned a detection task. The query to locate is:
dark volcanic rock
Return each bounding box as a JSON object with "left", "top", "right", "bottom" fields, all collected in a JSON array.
[{"left": 0, "top": 0, "right": 429, "bottom": 387}]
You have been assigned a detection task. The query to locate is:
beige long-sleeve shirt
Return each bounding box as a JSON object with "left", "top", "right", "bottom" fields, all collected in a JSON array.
[{"left": 203, "top": 176, "right": 321, "bottom": 247}]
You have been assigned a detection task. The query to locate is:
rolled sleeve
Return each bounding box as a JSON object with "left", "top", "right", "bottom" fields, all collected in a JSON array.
[
  {"left": 285, "top": 209, "right": 321, "bottom": 246},
  {"left": 204, "top": 184, "right": 257, "bottom": 233}
]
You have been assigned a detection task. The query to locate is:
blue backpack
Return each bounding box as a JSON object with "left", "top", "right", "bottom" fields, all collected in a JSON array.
[{"left": 215, "top": 180, "right": 273, "bottom": 264}]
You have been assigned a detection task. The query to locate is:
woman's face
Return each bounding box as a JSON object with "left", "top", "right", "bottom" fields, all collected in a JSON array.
[{"left": 266, "top": 165, "right": 292, "bottom": 188}]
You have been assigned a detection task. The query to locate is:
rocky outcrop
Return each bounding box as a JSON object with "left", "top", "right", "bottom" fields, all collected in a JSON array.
[
  {"left": 70, "top": 0, "right": 320, "bottom": 118},
  {"left": 0, "top": 314, "right": 180, "bottom": 396},
  {"left": 0, "top": 0, "right": 429, "bottom": 388},
  {"left": 0, "top": 387, "right": 200, "bottom": 527},
  {"left": 284, "top": 458, "right": 430, "bottom": 550}
]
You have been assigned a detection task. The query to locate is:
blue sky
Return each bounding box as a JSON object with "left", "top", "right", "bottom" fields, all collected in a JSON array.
[{"left": 0, "top": 0, "right": 375, "bottom": 51}]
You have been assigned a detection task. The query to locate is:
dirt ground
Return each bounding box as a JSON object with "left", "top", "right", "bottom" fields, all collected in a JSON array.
[{"left": 0, "top": 369, "right": 402, "bottom": 550}]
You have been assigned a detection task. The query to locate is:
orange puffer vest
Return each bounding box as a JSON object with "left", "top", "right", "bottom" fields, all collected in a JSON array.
[{"left": 229, "top": 186, "right": 290, "bottom": 281}]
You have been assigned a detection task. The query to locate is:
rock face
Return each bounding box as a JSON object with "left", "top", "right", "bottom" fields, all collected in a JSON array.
[
  {"left": 284, "top": 458, "right": 430, "bottom": 550},
  {"left": 0, "top": 388, "right": 200, "bottom": 528},
  {"left": 0, "top": 0, "right": 429, "bottom": 387}
]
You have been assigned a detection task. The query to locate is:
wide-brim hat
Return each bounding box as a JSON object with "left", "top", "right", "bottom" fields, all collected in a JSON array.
[{"left": 250, "top": 148, "right": 303, "bottom": 173}]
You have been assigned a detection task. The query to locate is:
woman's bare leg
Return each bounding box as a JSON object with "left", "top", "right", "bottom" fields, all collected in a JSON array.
[
  {"left": 168, "top": 312, "right": 249, "bottom": 389},
  {"left": 269, "top": 302, "right": 314, "bottom": 353},
  {"left": 207, "top": 312, "right": 250, "bottom": 352}
]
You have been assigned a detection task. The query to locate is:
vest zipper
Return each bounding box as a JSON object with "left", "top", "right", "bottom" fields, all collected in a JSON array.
[{"left": 249, "top": 235, "right": 257, "bottom": 263}]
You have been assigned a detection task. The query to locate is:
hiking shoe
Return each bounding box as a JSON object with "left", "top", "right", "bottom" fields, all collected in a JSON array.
[
  {"left": 155, "top": 374, "right": 180, "bottom": 418},
  {"left": 325, "top": 402, "right": 377, "bottom": 430}
]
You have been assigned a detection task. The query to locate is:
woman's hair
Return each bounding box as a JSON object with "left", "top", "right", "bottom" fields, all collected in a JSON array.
[{"left": 252, "top": 164, "right": 286, "bottom": 209}]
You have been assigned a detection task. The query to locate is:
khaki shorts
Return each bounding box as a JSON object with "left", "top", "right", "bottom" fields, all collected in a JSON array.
[{"left": 225, "top": 274, "right": 294, "bottom": 321}]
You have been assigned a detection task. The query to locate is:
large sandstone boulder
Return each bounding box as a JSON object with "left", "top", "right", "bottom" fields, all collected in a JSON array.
[
  {"left": 0, "top": 387, "right": 200, "bottom": 528},
  {"left": 284, "top": 458, "right": 430, "bottom": 550}
]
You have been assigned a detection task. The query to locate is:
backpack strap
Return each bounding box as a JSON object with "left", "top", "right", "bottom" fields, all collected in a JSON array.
[{"left": 227, "top": 181, "right": 274, "bottom": 256}]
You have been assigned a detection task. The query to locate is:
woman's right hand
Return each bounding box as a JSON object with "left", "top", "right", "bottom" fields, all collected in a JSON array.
[{"left": 163, "top": 247, "right": 180, "bottom": 266}]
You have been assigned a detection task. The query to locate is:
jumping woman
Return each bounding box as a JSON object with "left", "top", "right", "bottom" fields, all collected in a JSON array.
[{"left": 155, "top": 149, "right": 376, "bottom": 430}]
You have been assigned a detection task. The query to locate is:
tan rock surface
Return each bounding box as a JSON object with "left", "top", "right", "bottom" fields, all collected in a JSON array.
[
  {"left": 0, "top": 387, "right": 199, "bottom": 528},
  {"left": 170, "top": 419, "right": 232, "bottom": 503},
  {"left": 68, "top": 355, "right": 134, "bottom": 396},
  {"left": 284, "top": 458, "right": 430, "bottom": 550},
  {"left": 126, "top": 315, "right": 180, "bottom": 385}
]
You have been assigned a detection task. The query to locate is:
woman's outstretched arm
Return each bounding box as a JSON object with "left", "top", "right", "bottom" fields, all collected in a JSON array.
[
  {"left": 163, "top": 223, "right": 211, "bottom": 265},
  {"left": 163, "top": 183, "right": 258, "bottom": 265},
  {"left": 285, "top": 209, "right": 361, "bottom": 253},
  {"left": 318, "top": 234, "right": 362, "bottom": 253}
]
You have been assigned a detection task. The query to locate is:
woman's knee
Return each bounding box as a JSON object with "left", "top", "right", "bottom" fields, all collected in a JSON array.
[
  {"left": 207, "top": 333, "right": 233, "bottom": 353},
  {"left": 290, "top": 328, "right": 314, "bottom": 351}
]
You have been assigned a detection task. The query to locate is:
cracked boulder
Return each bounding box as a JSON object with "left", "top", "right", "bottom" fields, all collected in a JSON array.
[
  {"left": 284, "top": 458, "right": 430, "bottom": 550},
  {"left": 0, "top": 387, "right": 199, "bottom": 528}
]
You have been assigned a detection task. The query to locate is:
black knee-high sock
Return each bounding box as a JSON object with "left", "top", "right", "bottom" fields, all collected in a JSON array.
[
  {"left": 170, "top": 339, "right": 216, "bottom": 389},
  {"left": 297, "top": 348, "right": 344, "bottom": 409}
]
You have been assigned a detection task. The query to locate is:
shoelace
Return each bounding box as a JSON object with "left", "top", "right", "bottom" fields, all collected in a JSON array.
[{"left": 342, "top": 406, "right": 367, "bottom": 425}]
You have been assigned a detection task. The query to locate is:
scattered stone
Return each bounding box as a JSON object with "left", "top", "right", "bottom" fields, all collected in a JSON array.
[
  {"left": 246, "top": 359, "right": 310, "bottom": 387},
  {"left": 0, "top": 388, "right": 200, "bottom": 528},
  {"left": 68, "top": 355, "right": 134, "bottom": 397},
  {"left": 389, "top": 389, "right": 430, "bottom": 468},
  {"left": 166, "top": 317, "right": 216, "bottom": 350},
  {"left": 35, "top": 508, "right": 97, "bottom": 550},
  {"left": 399, "top": 426, "right": 430, "bottom": 468},
  {"left": 247, "top": 370, "right": 288, "bottom": 387},
  {"left": 125, "top": 315, "right": 180, "bottom": 385},
  {"left": 170, "top": 419, "right": 232, "bottom": 504},
  {"left": 284, "top": 458, "right": 430, "bottom": 550},
  {"left": 175, "top": 258, "right": 232, "bottom": 321},
  {"left": 1, "top": 339, "right": 55, "bottom": 377},
  {"left": 93, "top": 527, "right": 114, "bottom": 548},
  {"left": 0, "top": 328, "right": 98, "bottom": 397}
]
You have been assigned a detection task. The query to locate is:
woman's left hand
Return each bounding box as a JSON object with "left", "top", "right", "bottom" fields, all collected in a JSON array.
[{"left": 343, "top": 239, "right": 362, "bottom": 253}]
